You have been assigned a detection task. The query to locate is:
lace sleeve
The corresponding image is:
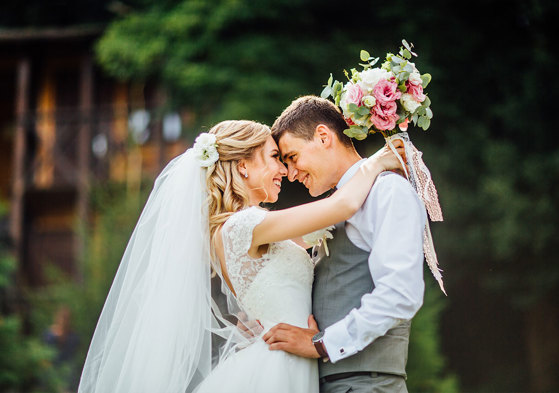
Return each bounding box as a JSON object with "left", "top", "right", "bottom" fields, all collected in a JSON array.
[{"left": 221, "top": 207, "right": 268, "bottom": 300}]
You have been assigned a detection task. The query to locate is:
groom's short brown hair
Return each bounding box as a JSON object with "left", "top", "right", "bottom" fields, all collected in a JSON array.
[{"left": 271, "top": 96, "right": 354, "bottom": 148}]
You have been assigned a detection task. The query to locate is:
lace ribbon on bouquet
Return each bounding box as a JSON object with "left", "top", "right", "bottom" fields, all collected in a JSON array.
[{"left": 385, "top": 132, "right": 446, "bottom": 295}]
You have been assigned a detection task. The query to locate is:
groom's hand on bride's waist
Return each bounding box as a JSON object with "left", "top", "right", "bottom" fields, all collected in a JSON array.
[{"left": 263, "top": 315, "right": 321, "bottom": 358}]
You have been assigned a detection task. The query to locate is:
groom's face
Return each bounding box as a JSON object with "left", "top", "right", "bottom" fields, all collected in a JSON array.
[{"left": 278, "top": 131, "right": 336, "bottom": 197}]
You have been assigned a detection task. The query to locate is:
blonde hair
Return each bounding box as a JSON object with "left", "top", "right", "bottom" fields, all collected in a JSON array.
[{"left": 206, "top": 120, "right": 271, "bottom": 254}]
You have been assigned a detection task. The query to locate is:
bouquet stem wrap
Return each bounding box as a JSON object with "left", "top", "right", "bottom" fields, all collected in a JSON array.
[{"left": 385, "top": 132, "right": 446, "bottom": 295}]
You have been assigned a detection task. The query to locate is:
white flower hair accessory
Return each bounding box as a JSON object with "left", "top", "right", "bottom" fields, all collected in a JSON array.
[
  {"left": 303, "top": 226, "right": 335, "bottom": 256},
  {"left": 193, "top": 132, "right": 219, "bottom": 167}
]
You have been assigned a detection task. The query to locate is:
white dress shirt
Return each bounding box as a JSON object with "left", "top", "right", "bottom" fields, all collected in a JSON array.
[{"left": 322, "top": 159, "right": 426, "bottom": 363}]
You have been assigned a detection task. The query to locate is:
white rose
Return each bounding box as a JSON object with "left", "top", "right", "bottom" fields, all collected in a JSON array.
[
  {"left": 409, "top": 71, "right": 422, "bottom": 86},
  {"left": 195, "top": 133, "right": 217, "bottom": 146},
  {"left": 362, "top": 95, "right": 376, "bottom": 108},
  {"left": 400, "top": 93, "right": 421, "bottom": 113},
  {"left": 194, "top": 145, "right": 219, "bottom": 167},
  {"left": 193, "top": 132, "right": 219, "bottom": 167},
  {"left": 357, "top": 68, "right": 391, "bottom": 95},
  {"left": 339, "top": 90, "right": 351, "bottom": 118}
]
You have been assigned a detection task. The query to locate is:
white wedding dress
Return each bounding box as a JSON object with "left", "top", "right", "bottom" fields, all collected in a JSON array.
[{"left": 195, "top": 206, "right": 319, "bottom": 393}]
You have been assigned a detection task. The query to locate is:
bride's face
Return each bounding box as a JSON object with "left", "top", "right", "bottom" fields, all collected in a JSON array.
[{"left": 242, "top": 136, "right": 287, "bottom": 204}]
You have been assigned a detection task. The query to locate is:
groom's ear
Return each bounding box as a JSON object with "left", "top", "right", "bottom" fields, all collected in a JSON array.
[{"left": 315, "top": 124, "right": 334, "bottom": 148}]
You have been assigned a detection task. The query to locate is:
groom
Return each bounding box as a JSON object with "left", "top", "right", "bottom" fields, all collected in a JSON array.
[{"left": 263, "top": 96, "right": 426, "bottom": 393}]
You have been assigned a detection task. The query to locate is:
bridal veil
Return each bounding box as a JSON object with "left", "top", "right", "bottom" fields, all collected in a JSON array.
[{"left": 78, "top": 149, "right": 255, "bottom": 393}]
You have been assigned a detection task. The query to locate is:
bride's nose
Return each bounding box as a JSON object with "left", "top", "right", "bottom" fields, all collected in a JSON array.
[{"left": 278, "top": 162, "right": 287, "bottom": 177}]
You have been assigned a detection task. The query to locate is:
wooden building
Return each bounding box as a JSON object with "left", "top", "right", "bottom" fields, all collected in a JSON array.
[{"left": 0, "top": 26, "right": 189, "bottom": 287}]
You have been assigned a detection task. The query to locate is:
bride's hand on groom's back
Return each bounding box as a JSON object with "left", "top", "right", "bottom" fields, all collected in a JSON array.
[
  {"left": 371, "top": 139, "right": 407, "bottom": 176},
  {"left": 262, "top": 315, "right": 321, "bottom": 358}
]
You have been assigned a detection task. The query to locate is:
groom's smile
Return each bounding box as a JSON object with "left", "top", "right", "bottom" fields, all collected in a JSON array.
[{"left": 278, "top": 130, "right": 338, "bottom": 197}]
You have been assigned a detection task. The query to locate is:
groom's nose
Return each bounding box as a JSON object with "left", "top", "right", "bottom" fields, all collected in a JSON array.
[{"left": 287, "top": 166, "right": 298, "bottom": 182}]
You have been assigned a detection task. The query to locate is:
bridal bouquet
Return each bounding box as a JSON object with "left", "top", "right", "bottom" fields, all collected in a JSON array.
[
  {"left": 321, "top": 40, "right": 446, "bottom": 294},
  {"left": 321, "top": 40, "right": 432, "bottom": 140}
]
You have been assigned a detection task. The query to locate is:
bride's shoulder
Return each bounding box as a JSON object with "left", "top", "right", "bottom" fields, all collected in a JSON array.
[{"left": 223, "top": 206, "right": 268, "bottom": 230}]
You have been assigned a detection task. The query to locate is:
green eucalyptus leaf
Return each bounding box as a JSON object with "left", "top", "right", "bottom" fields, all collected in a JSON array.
[
  {"left": 396, "top": 113, "right": 408, "bottom": 124},
  {"left": 360, "top": 50, "right": 370, "bottom": 62},
  {"left": 422, "top": 95, "right": 431, "bottom": 107},
  {"left": 344, "top": 126, "right": 367, "bottom": 140},
  {"left": 335, "top": 92, "right": 342, "bottom": 106},
  {"left": 327, "top": 73, "right": 333, "bottom": 87},
  {"left": 425, "top": 107, "right": 433, "bottom": 119},
  {"left": 402, "top": 39, "right": 417, "bottom": 56},
  {"left": 321, "top": 85, "right": 332, "bottom": 99},
  {"left": 422, "top": 117, "right": 431, "bottom": 130},
  {"left": 398, "top": 82, "right": 407, "bottom": 92},
  {"left": 332, "top": 81, "right": 343, "bottom": 94},
  {"left": 348, "top": 103, "right": 359, "bottom": 113},
  {"left": 354, "top": 132, "right": 368, "bottom": 141},
  {"left": 357, "top": 106, "right": 370, "bottom": 116},
  {"left": 421, "top": 73, "right": 432, "bottom": 88},
  {"left": 403, "top": 49, "right": 412, "bottom": 59}
]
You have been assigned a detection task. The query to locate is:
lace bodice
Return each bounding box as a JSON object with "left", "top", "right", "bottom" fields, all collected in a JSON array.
[{"left": 221, "top": 207, "right": 314, "bottom": 327}]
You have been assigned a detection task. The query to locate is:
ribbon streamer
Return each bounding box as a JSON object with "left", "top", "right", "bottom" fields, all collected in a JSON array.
[{"left": 385, "top": 132, "right": 446, "bottom": 295}]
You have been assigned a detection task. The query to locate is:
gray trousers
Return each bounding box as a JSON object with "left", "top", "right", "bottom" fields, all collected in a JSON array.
[{"left": 320, "top": 373, "right": 408, "bottom": 393}]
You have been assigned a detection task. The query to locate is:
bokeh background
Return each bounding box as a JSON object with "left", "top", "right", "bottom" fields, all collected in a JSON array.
[{"left": 1, "top": 1, "right": 557, "bottom": 392}]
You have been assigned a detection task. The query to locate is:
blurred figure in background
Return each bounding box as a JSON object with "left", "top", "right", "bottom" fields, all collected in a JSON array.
[{"left": 43, "top": 306, "right": 80, "bottom": 392}]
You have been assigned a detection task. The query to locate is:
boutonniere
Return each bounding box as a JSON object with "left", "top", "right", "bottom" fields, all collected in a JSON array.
[{"left": 302, "top": 226, "right": 335, "bottom": 256}]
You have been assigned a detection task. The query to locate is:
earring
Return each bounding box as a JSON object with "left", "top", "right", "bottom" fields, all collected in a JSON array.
[{"left": 244, "top": 172, "right": 248, "bottom": 178}]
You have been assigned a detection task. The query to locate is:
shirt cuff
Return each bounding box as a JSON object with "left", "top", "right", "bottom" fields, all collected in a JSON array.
[{"left": 323, "top": 319, "right": 357, "bottom": 363}]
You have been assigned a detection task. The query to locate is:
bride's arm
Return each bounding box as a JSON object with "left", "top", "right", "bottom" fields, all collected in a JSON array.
[
  {"left": 252, "top": 146, "right": 403, "bottom": 248},
  {"left": 290, "top": 236, "right": 309, "bottom": 249}
]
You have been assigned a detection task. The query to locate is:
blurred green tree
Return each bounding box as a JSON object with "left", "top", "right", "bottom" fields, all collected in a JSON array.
[
  {"left": 0, "top": 202, "right": 64, "bottom": 392},
  {"left": 30, "top": 183, "right": 149, "bottom": 388}
]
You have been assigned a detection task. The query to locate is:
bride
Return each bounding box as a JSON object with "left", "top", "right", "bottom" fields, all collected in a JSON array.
[{"left": 78, "top": 120, "right": 404, "bottom": 393}]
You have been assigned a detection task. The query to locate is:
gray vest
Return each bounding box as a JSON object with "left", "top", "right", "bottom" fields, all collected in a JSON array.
[{"left": 312, "top": 222, "right": 410, "bottom": 378}]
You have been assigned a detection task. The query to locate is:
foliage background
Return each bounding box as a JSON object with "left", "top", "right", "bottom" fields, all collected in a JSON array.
[
  {"left": 1, "top": 0, "right": 558, "bottom": 392},
  {"left": 95, "top": 2, "right": 559, "bottom": 390}
]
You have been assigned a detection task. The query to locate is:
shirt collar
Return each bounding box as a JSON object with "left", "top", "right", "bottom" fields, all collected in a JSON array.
[{"left": 336, "top": 159, "right": 366, "bottom": 188}]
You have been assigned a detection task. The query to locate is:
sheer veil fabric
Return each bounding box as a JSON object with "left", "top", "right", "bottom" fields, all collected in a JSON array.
[{"left": 78, "top": 149, "right": 255, "bottom": 393}]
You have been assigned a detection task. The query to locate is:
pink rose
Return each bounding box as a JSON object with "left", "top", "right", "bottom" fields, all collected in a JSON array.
[
  {"left": 373, "top": 100, "right": 397, "bottom": 117},
  {"left": 373, "top": 79, "right": 402, "bottom": 106},
  {"left": 407, "top": 82, "right": 426, "bottom": 102},
  {"left": 345, "top": 82, "right": 363, "bottom": 106},
  {"left": 399, "top": 117, "right": 410, "bottom": 131},
  {"left": 371, "top": 102, "right": 400, "bottom": 131}
]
